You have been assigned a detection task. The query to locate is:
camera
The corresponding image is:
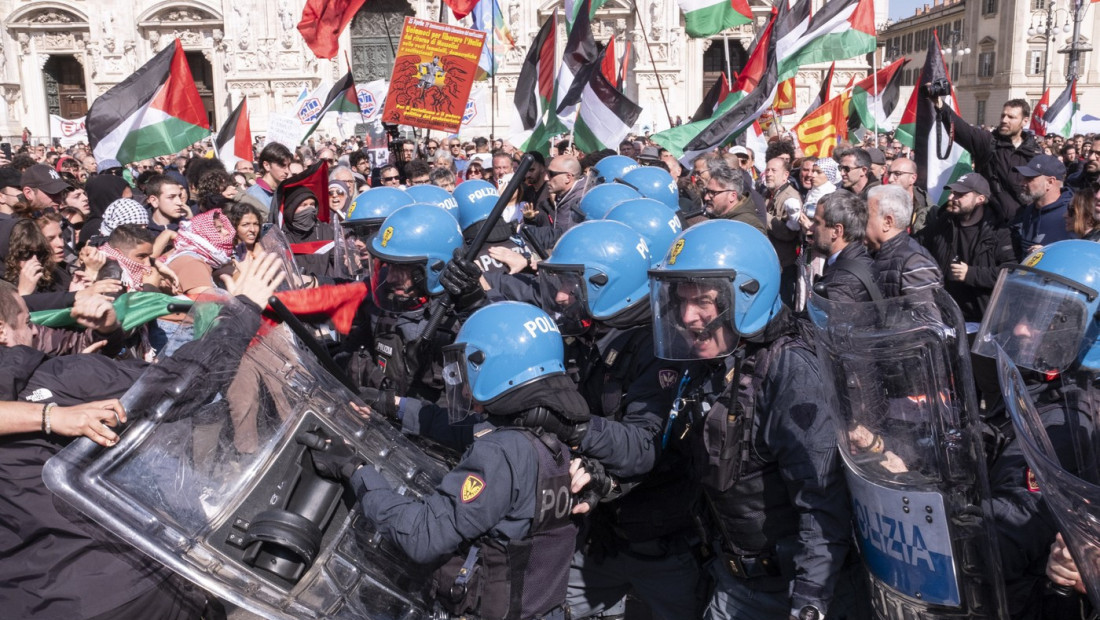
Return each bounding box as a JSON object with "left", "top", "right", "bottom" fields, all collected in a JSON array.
[{"left": 924, "top": 78, "right": 951, "bottom": 99}]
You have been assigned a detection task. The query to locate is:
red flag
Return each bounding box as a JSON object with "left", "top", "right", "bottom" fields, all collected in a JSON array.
[
  {"left": 1031, "top": 88, "right": 1050, "bottom": 136},
  {"left": 617, "top": 40, "right": 632, "bottom": 89},
  {"left": 775, "top": 76, "right": 797, "bottom": 115},
  {"left": 601, "top": 37, "right": 618, "bottom": 87},
  {"left": 273, "top": 161, "right": 331, "bottom": 228},
  {"left": 297, "top": 0, "right": 368, "bottom": 59},
  {"left": 443, "top": 0, "right": 479, "bottom": 19},
  {"left": 268, "top": 282, "right": 369, "bottom": 334},
  {"left": 290, "top": 240, "right": 336, "bottom": 255}
]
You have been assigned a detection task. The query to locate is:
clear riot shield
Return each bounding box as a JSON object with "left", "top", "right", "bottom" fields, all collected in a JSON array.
[
  {"left": 332, "top": 219, "right": 365, "bottom": 281},
  {"left": 808, "top": 288, "right": 1008, "bottom": 619},
  {"left": 259, "top": 223, "right": 307, "bottom": 291},
  {"left": 42, "top": 295, "right": 449, "bottom": 620},
  {"left": 996, "top": 345, "right": 1100, "bottom": 610}
]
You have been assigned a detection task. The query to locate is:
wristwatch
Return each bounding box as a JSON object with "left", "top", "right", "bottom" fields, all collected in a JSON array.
[{"left": 794, "top": 605, "right": 824, "bottom": 620}]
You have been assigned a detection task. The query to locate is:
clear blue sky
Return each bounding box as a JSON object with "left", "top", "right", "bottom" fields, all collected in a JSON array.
[{"left": 890, "top": 0, "right": 928, "bottom": 21}]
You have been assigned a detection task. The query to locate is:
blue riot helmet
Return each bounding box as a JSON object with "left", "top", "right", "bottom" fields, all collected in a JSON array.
[
  {"left": 538, "top": 221, "right": 652, "bottom": 335},
  {"left": 404, "top": 184, "right": 459, "bottom": 219},
  {"left": 973, "top": 240, "right": 1100, "bottom": 373},
  {"left": 604, "top": 198, "right": 682, "bottom": 267},
  {"left": 619, "top": 166, "right": 680, "bottom": 211},
  {"left": 443, "top": 301, "right": 566, "bottom": 422},
  {"left": 368, "top": 204, "right": 464, "bottom": 312},
  {"left": 452, "top": 179, "right": 499, "bottom": 231},
  {"left": 649, "top": 220, "right": 782, "bottom": 360},
  {"left": 587, "top": 155, "right": 639, "bottom": 187},
  {"left": 345, "top": 187, "right": 414, "bottom": 239},
  {"left": 573, "top": 183, "right": 640, "bottom": 222}
]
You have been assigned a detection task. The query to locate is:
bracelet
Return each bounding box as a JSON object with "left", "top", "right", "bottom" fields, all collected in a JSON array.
[{"left": 42, "top": 402, "right": 56, "bottom": 435}]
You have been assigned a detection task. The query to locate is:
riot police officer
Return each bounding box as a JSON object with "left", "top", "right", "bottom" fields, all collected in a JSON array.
[
  {"left": 453, "top": 180, "right": 533, "bottom": 275},
  {"left": 972, "top": 240, "right": 1100, "bottom": 618},
  {"left": 311, "top": 301, "right": 593, "bottom": 620},
  {"left": 339, "top": 203, "right": 464, "bottom": 405},
  {"left": 649, "top": 220, "right": 851, "bottom": 620},
  {"left": 539, "top": 220, "right": 704, "bottom": 619}
]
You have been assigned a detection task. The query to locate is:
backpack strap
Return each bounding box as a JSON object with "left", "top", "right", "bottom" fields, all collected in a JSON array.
[{"left": 831, "top": 258, "right": 885, "bottom": 302}]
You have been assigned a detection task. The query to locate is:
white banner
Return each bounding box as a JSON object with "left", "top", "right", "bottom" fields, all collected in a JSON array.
[
  {"left": 265, "top": 113, "right": 305, "bottom": 150},
  {"left": 50, "top": 115, "right": 87, "bottom": 147},
  {"left": 462, "top": 85, "right": 489, "bottom": 129},
  {"left": 356, "top": 79, "right": 389, "bottom": 123}
]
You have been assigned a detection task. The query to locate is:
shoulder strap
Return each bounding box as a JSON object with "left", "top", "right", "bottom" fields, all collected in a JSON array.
[{"left": 831, "top": 257, "right": 885, "bottom": 302}]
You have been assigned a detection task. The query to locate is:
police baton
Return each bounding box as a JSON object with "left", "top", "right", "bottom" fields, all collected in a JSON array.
[
  {"left": 416, "top": 152, "right": 538, "bottom": 345},
  {"left": 267, "top": 295, "right": 361, "bottom": 394}
]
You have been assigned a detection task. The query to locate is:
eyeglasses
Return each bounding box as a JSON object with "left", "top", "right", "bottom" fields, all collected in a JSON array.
[
  {"left": 838, "top": 165, "right": 863, "bottom": 173},
  {"left": 702, "top": 188, "right": 733, "bottom": 199},
  {"left": 547, "top": 169, "right": 572, "bottom": 178},
  {"left": 381, "top": 175, "right": 400, "bottom": 182},
  {"left": 885, "top": 170, "right": 915, "bottom": 177}
]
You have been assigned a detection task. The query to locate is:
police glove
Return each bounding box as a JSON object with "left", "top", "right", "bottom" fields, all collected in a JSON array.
[
  {"left": 575, "top": 455, "right": 615, "bottom": 509},
  {"left": 359, "top": 387, "right": 398, "bottom": 420},
  {"left": 302, "top": 433, "right": 365, "bottom": 482},
  {"left": 520, "top": 407, "right": 588, "bottom": 448},
  {"left": 439, "top": 248, "right": 487, "bottom": 311}
]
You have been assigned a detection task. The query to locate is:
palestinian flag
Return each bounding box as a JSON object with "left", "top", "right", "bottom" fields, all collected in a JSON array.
[
  {"left": 690, "top": 72, "right": 732, "bottom": 123},
  {"left": 775, "top": 0, "right": 877, "bottom": 83},
  {"left": 300, "top": 72, "right": 362, "bottom": 142},
  {"left": 795, "top": 90, "right": 850, "bottom": 157},
  {"left": 565, "top": 0, "right": 609, "bottom": 33},
  {"left": 801, "top": 62, "right": 835, "bottom": 119},
  {"left": 553, "top": 0, "right": 599, "bottom": 129},
  {"left": 775, "top": 76, "right": 797, "bottom": 115},
  {"left": 743, "top": 120, "right": 768, "bottom": 174},
  {"left": 510, "top": 11, "right": 558, "bottom": 154},
  {"left": 214, "top": 98, "right": 252, "bottom": 168},
  {"left": 651, "top": 6, "right": 780, "bottom": 163},
  {"left": 573, "top": 48, "right": 643, "bottom": 154},
  {"left": 1030, "top": 88, "right": 1050, "bottom": 136},
  {"left": 1043, "top": 79, "right": 1079, "bottom": 138},
  {"left": 895, "top": 32, "right": 972, "bottom": 207},
  {"left": 88, "top": 40, "right": 210, "bottom": 166},
  {"left": 677, "top": 0, "right": 753, "bottom": 38},
  {"left": 617, "top": 40, "right": 632, "bottom": 88},
  {"left": 601, "top": 36, "right": 618, "bottom": 86},
  {"left": 848, "top": 58, "right": 908, "bottom": 133}
]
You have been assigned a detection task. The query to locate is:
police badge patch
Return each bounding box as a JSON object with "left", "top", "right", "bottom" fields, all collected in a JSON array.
[
  {"left": 658, "top": 369, "right": 679, "bottom": 389},
  {"left": 1026, "top": 468, "right": 1040, "bottom": 492},
  {"left": 461, "top": 475, "right": 485, "bottom": 502}
]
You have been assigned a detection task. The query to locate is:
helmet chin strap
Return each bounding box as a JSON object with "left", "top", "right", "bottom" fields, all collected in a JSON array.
[{"left": 695, "top": 308, "right": 732, "bottom": 340}]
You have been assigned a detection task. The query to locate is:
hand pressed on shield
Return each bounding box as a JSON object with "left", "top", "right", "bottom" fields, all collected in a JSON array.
[
  {"left": 220, "top": 251, "right": 286, "bottom": 308},
  {"left": 51, "top": 399, "right": 128, "bottom": 447},
  {"left": 1046, "top": 533, "right": 1087, "bottom": 594}
]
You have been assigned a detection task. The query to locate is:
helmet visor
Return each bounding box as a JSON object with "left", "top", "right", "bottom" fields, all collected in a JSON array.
[
  {"left": 442, "top": 344, "right": 474, "bottom": 424},
  {"left": 973, "top": 266, "right": 1093, "bottom": 373},
  {"left": 538, "top": 264, "right": 592, "bottom": 336},
  {"left": 650, "top": 273, "right": 737, "bottom": 360},
  {"left": 370, "top": 259, "right": 429, "bottom": 312}
]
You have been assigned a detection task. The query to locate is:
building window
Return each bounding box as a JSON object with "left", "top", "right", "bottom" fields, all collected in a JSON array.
[
  {"left": 976, "top": 100, "right": 987, "bottom": 126},
  {"left": 1027, "top": 50, "right": 1046, "bottom": 75},
  {"left": 1031, "top": 0, "right": 1046, "bottom": 9},
  {"left": 978, "top": 51, "right": 995, "bottom": 77},
  {"left": 983, "top": 0, "right": 997, "bottom": 15}
]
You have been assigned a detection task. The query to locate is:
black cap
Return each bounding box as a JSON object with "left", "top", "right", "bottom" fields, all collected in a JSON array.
[
  {"left": 944, "top": 172, "right": 991, "bottom": 197},
  {"left": 21, "top": 163, "right": 72, "bottom": 194},
  {"left": 1015, "top": 154, "right": 1067, "bottom": 180},
  {"left": 866, "top": 147, "right": 887, "bottom": 165}
]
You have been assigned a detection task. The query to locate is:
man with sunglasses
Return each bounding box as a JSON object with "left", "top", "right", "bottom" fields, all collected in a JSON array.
[
  {"left": 883, "top": 156, "right": 932, "bottom": 232},
  {"left": 546, "top": 155, "right": 586, "bottom": 235},
  {"left": 377, "top": 164, "right": 401, "bottom": 187},
  {"left": 835, "top": 147, "right": 879, "bottom": 201}
]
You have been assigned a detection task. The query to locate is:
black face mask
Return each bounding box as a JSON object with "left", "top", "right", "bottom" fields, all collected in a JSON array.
[{"left": 291, "top": 204, "right": 317, "bottom": 231}]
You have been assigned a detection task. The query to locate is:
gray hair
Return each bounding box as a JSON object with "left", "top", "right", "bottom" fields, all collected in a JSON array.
[
  {"left": 429, "top": 149, "right": 455, "bottom": 172},
  {"left": 708, "top": 161, "right": 744, "bottom": 196},
  {"left": 868, "top": 184, "right": 912, "bottom": 229},
  {"left": 819, "top": 190, "right": 867, "bottom": 243}
]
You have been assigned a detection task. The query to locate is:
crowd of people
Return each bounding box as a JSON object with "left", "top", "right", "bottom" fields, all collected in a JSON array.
[{"left": 1, "top": 90, "right": 1099, "bottom": 620}]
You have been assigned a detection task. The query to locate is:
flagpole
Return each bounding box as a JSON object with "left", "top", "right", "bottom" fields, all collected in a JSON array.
[
  {"left": 491, "top": 1, "right": 497, "bottom": 141},
  {"left": 723, "top": 34, "right": 732, "bottom": 83},
  {"left": 630, "top": 1, "right": 673, "bottom": 129},
  {"left": 871, "top": 50, "right": 879, "bottom": 139}
]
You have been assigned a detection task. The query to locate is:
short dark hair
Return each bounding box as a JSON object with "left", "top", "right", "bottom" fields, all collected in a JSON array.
[
  {"left": 108, "top": 223, "right": 157, "bottom": 250},
  {"left": 379, "top": 164, "right": 399, "bottom": 178},
  {"left": 405, "top": 159, "right": 431, "bottom": 179},
  {"left": 185, "top": 157, "right": 226, "bottom": 192},
  {"left": 143, "top": 174, "right": 182, "bottom": 199},
  {"left": 258, "top": 142, "right": 293, "bottom": 167},
  {"left": 349, "top": 151, "right": 369, "bottom": 168},
  {"left": 835, "top": 147, "right": 871, "bottom": 170},
  {"left": 1004, "top": 99, "right": 1031, "bottom": 119},
  {"left": 765, "top": 140, "right": 796, "bottom": 163},
  {"left": 819, "top": 190, "right": 867, "bottom": 243},
  {"left": 473, "top": 137, "right": 488, "bottom": 148}
]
